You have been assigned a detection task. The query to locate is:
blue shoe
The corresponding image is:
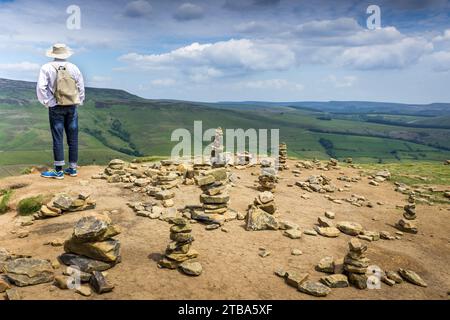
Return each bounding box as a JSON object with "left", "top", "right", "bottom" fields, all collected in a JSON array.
[
  {"left": 64, "top": 167, "right": 78, "bottom": 177},
  {"left": 41, "top": 169, "right": 64, "bottom": 180}
]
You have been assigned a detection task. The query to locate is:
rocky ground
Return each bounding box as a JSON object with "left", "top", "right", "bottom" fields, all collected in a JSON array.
[{"left": 0, "top": 159, "right": 449, "bottom": 300}]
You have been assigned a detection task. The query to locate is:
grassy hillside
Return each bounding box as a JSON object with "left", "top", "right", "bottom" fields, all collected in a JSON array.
[{"left": 1, "top": 78, "right": 450, "bottom": 178}]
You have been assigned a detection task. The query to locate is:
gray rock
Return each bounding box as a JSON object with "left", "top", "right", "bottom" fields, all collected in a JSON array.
[
  {"left": 58, "top": 253, "right": 117, "bottom": 273},
  {"left": 90, "top": 271, "right": 114, "bottom": 293},
  {"left": 5, "top": 288, "right": 22, "bottom": 300},
  {"left": 179, "top": 261, "right": 202, "bottom": 276},
  {"left": 4, "top": 258, "right": 54, "bottom": 287},
  {"left": 320, "top": 274, "right": 349, "bottom": 288},
  {"left": 283, "top": 229, "right": 302, "bottom": 239},
  {"left": 298, "top": 281, "right": 331, "bottom": 297},
  {"left": 337, "top": 221, "right": 363, "bottom": 236},
  {"left": 285, "top": 271, "right": 309, "bottom": 288},
  {"left": 398, "top": 268, "right": 427, "bottom": 287},
  {"left": 52, "top": 194, "right": 73, "bottom": 210},
  {"left": 245, "top": 206, "right": 278, "bottom": 231},
  {"left": 316, "top": 256, "right": 334, "bottom": 273}
]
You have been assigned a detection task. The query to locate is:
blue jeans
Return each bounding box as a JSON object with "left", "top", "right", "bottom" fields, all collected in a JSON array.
[{"left": 49, "top": 105, "right": 78, "bottom": 167}]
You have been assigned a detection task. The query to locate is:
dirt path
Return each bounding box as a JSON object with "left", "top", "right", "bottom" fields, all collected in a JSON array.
[{"left": 0, "top": 161, "right": 449, "bottom": 300}]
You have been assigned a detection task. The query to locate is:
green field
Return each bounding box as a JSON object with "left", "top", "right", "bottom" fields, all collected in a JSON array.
[{"left": 1, "top": 78, "right": 450, "bottom": 178}]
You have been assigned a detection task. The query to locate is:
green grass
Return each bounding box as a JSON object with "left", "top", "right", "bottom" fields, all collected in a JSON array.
[
  {"left": 359, "top": 162, "right": 450, "bottom": 185},
  {"left": 0, "top": 189, "right": 13, "bottom": 214},
  {"left": 17, "top": 195, "right": 43, "bottom": 216}
]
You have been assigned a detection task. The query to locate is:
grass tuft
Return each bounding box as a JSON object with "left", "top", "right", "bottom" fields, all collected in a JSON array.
[
  {"left": 17, "top": 195, "right": 43, "bottom": 216},
  {"left": 0, "top": 189, "right": 13, "bottom": 214}
]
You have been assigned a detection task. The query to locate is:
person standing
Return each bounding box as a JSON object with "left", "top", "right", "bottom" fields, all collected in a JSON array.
[{"left": 36, "top": 43, "right": 85, "bottom": 179}]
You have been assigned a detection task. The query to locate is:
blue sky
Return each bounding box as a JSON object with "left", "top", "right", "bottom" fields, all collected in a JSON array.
[{"left": 1, "top": 0, "right": 450, "bottom": 103}]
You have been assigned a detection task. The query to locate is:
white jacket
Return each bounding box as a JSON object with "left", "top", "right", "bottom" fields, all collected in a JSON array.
[{"left": 36, "top": 59, "right": 85, "bottom": 107}]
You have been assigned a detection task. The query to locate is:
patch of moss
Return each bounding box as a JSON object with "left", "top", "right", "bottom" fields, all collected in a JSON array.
[
  {"left": 17, "top": 195, "right": 43, "bottom": 216},
  {"left": 0, "top": 190, "right": 13, "bottom": 214}
]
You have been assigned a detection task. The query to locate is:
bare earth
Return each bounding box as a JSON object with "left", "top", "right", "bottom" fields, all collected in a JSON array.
[{"left": 0, "top": 160, "right": 449, "bottom": 300}]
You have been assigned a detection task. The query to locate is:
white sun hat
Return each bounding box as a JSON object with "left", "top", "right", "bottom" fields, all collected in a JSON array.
[{"left": 46, "top": 43, "right": 74, "bottom": 59}]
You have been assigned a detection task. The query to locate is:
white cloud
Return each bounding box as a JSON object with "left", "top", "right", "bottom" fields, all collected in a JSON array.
[
  {"left": 124, "top": 0, "right": 153, "bottom": 18},
  {"left": 427, "top": 51, "right": 450, "bottom": 72},
  {"left": 326, "top": 75, "right": 357, "bottom": 88},
  {"left": 293, "top": 18, "right": 360, "bottom": 38},
  {"left": 241, "top": 79, "right": 304, "bottom": 91},
  {"left": 433, "top": 29, "right": 450, "bottom": 43},
  {"left": 234, "top": 21, "right": 268, "bottom": 33},
  {"left": 119, "top": 38, "right": 297, "bottom": 75},
  {"left": 174, "top": 3, "right": 204, "bottom": 21},
  {"left": 338, "top": 38, "right": 433, "bottom": 70},
  {"left": 150, "top": 78, "right": 176, "bottom": 86},
  {"left": 0, "top": 62, "right": 40, "bottom": 72}
]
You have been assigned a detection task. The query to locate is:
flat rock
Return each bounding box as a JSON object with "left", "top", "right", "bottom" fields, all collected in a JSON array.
[
  {"left": 285, "top": 271, "right": 309, "bottom": 288},
  {"left": 324, "top": 211, "right": 335, "bottom": 219},
  {"left": 314, "top": 226, "right": 340, "bottom": 238},
  {"left": 75, "top": 285, "right": 92, "bottom": 297},
  {"left": 386, "top": 270, "right": 403, "bottom": 283},
  {"left": 52, "top": 194, "right": 73, "bottom": 210},
  {"left": 179, "top": 261, "right": 203, "bottom": 276},
  {"left": 283, "top": 229, "right": 302, "bottom": 239},
  {"left": 58, "top": 253, "right": 117, "bottom": 273},
  {"left": 298, "top": 281, "right": 331, "bottom": 297},
  {"left": 337, "top": 221, "right": 363, "bottom": 236},
  {"left": 73, "top": 215, "right": 119, "bottom": 242},
  {"left": 245, "top": 206, "right": 279, "bottom": 231},
  {"left": 316, "top": 256, "right": 334, "bottom": 273},
  {"left": 320, "top": 274, "right": 349, "bottom": 288},
  {"left": 5, "top": 288, "right": 22, "bottom": 300},
  {"left": 4, "top": 258, "right": 54, "bottom": 287},
  {"left": 64, "top": 238, "right": 121, "bottom": 263},
  {"left": 398, "top": 269, "right": 427, "bottom": 287}
]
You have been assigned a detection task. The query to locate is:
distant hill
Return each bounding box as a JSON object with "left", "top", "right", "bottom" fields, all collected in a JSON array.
[{"left": 1, "top": 77, "right": 450, "bottom": 177}]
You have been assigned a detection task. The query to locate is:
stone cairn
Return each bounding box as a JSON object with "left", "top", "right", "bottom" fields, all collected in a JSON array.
[
  {"left": 158, "top": 217, "right": 202, "bottom": 276},
  {"left": 246, "top": 191, "right": 279, "bottom": 231},
  {"left": 37, "top": 192, "right": 96, "bottom": 219},
  {"left": 295, "top": 174, "right": 336, "bottom": 193},
  {"left": 344, "top": 238, "right": 370, "bottom": 289},
  {"left": 58, "top": 214, "right": 119, "bottom": 294},
  {"left": 258, "top": 159, "right": 278, "bottom": 192},
  {"left": 93, "top": 159, "right": 127, "bottom": 183},
  {"left": 278, "top": 143, "right": 288, "bottom": 170},
  {"left": 194, "top": 168, "right": 230, "bottom": 226},
  {"left": 396, "top": 202, "right": 418, "bottom": 234}
]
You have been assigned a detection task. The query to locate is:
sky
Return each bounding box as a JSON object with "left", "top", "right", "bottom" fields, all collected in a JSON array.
[{"left": 0, "top": 0, "right": 450, "bottom": 103}]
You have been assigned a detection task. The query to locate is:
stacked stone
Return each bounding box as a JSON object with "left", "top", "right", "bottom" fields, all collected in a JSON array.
[
  {"left": 158, "top": 218, "right": 201, "bottom": 276},
  {"left": 102, "top": 159, "right": 127, "bottom": 183},
  {"left": 58, "top": 214, "right": 119, "bottom": 293},
  {"left": 37, "top": 193, "right": 96, "bottom": 219},
  {"left": 62, "top": 214, "right": 121, "bottom": 268},
  {"left": 197, "top": 168, "right": 230, "bottom": 222},
  {"left": 258, "top": 161, "right": 278, "bottom": 192},
  {"left": 246, "top": 192, "right": 279, "bottom": 231},
  {"left": 344, "top": 238, "right": 370, "bottom": 289},
  {"left": 396, "top": 202, "right": 418, "bottom": 234},
  {"left": 278, "top": 143, "right": 288, "bottom": 170},
  {"left": 155, "top": 171, "right": 180, "bottom": 190}
]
